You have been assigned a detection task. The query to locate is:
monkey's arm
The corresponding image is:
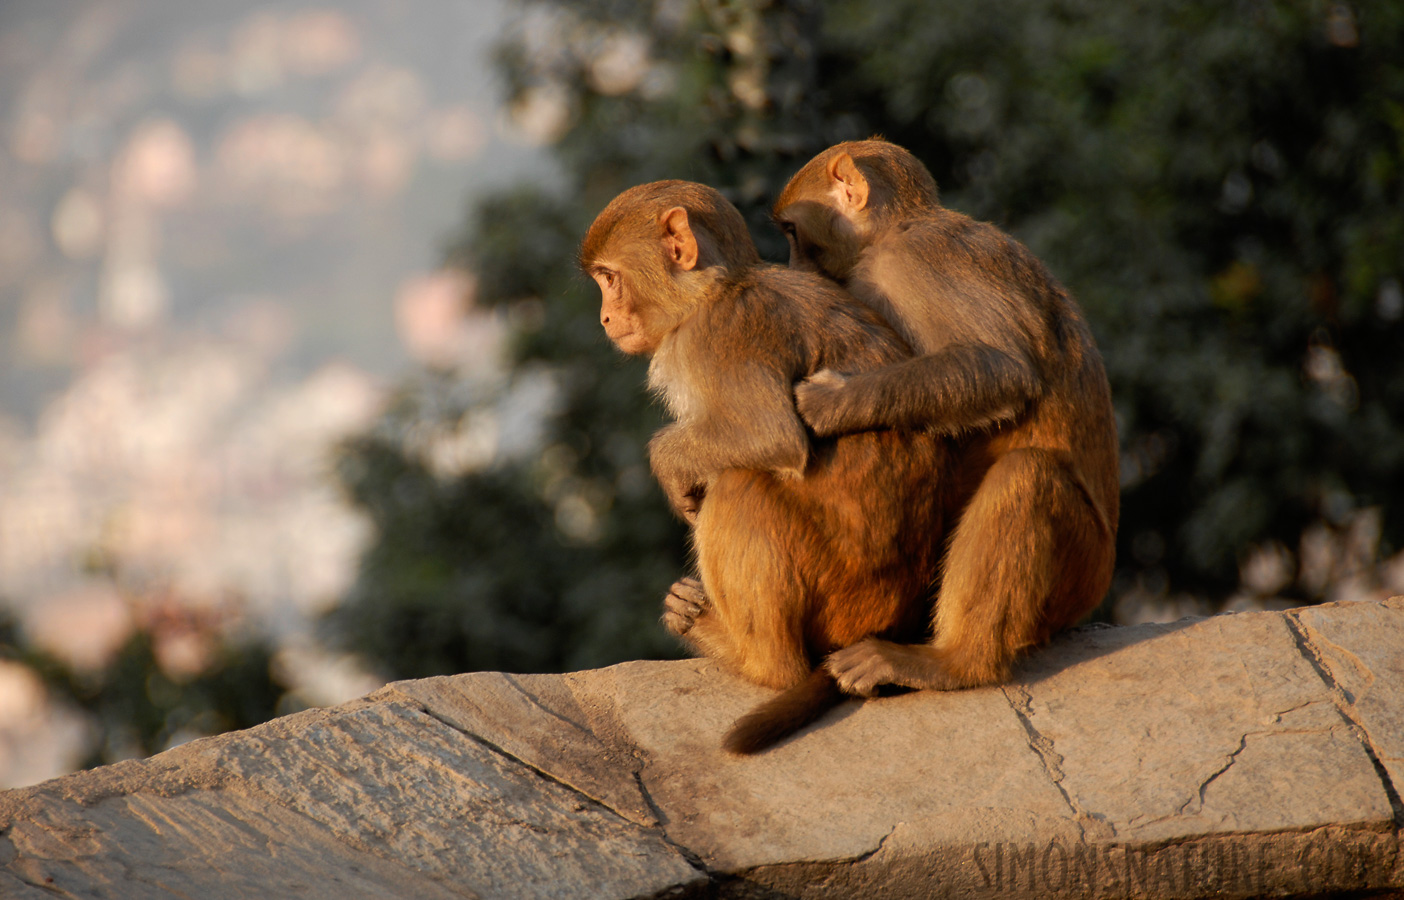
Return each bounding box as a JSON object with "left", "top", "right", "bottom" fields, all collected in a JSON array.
[
  {"left": 649, "top": 362, "right": 810, "bottom": 520},
  {"left": 796, "top": 343, "right": 1043, "bottom": 438}
]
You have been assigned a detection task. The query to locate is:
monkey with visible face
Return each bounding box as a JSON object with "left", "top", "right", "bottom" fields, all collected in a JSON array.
[
  {"left": 581, "top": 180, "right": 953, "bottom": 753},
  {"left": 773, "top": 139, "right": 1120, "bottom": 696}
]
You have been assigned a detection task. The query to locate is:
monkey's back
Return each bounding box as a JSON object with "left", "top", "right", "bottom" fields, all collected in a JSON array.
[
  {"left": 705, "top": 265, "right": 913, "bottom": 377},
  {"left": 703, "top": 428, "right": 946, "bottom": 661},
  {"left": 857, "top": 211, "right": 1119, "bottom": 546},
  {"left": 696, "top": 266, "right": 947, "bottom": 661}
]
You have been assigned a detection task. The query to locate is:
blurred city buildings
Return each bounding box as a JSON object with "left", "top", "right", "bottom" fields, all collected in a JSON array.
[{"left": 0, "top": 0, "right": 546, "bottom": 786}]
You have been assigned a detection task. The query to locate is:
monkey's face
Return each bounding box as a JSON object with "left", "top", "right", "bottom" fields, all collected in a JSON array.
[
  {"left": 588, "top": 205, "right": 706, "bottom": 356},
  {"left": 592, "top": 265, "right": 658, "bottom": 356}
]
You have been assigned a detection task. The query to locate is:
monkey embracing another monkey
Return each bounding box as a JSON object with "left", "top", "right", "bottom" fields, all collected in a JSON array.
[
  {"left": 773, "top": 139, "right": 1120, "bottom": 697},
  {"left": 580, "top": 180, "right": 955, "bottom": 753}
]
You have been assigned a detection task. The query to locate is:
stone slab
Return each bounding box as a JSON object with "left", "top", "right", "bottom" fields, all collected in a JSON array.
[
  {"left": 1009, "top": 610, "right": 1393, "bottom": 844},
  {"left": 0, "top": 790, "right": 470, "bottom": 900},
  {"left": 2, "top": 599, "right": 1402, "bottom": 899},
  {"left": 0, "top": 697, "right": 704, "bottom": 900},
  {"left": 1293, "top": 596, "right": 1404, "bottom": 797},
  {"left": 381, "top": 671, "right": 656, "bottom": 826},
  {"left": 558, "top": 658, "right": 1080, "bottom": 872}
]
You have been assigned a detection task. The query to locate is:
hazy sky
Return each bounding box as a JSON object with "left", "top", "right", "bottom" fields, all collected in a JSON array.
[{"left": 0, "top": 0, "right": 550, "bottom": 422}]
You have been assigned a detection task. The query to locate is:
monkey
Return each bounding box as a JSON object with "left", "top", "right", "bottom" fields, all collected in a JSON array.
[
  {"left": 771, "top": 139, "right": 1120, "bottom": 698},
  {"left": 580, "top": 180, "right": 954, "bottom": 753}
]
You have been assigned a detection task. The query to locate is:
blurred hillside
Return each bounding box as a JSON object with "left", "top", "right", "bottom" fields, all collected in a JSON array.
[{"left": 0, "top": 0, "right": 547, "bottom": 787}]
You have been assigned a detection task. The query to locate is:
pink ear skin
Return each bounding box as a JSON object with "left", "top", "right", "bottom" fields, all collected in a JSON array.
[
  {"left": 828, "top": 153, "right": 870, "bottom": 214},
  {"left": 660, "top": 207, "right": 699, "bottom": 271}
]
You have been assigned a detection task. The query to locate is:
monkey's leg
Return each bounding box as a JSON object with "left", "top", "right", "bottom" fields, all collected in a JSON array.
[
  {"left": 826, "top": 448, "right": 1113, "bottom": 696},
  {"left": 662, "top": 576, "right": 709, "bottom": 636},
  {"left": 685, "top": 472, "right": 813, "bottom": 691}
]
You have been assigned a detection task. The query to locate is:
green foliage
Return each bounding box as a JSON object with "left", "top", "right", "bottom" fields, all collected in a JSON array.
[
  {"left": 330, "top": 362, "right": 687, "bottom": 676},
  {"left": 333, "top": 0, "right": 1404, "bottom": 679},
  {"left": 823, "top": 0, "right": 1404, "bottom": 594}
]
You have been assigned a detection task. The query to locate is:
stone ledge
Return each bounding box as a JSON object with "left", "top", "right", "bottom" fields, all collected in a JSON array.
[{"left": 1, "top": 598, "right": 1401, "bottom": 899}]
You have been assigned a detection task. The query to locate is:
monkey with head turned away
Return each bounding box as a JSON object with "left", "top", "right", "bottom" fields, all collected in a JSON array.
[{"left": 772, "top": 139, "right": 1120, "bottom": 698}]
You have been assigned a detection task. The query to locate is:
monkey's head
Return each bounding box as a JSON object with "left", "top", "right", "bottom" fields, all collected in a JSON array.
[
  {"left": 580, "top": 181, "right": 758, "bottom": 356},
  {"left": 774, "top": 140, "right": 940, "bottom": 279}
]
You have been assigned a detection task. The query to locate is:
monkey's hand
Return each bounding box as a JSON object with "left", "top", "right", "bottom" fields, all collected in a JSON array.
[
  {"left": 657, "top": 469, "right": 705, "bottom": 524},
  {"left": 649, "top": 426, "right": 707, "bottom": 524},
  {"left": 662, "top": 576, "right": 709, "bottom": 636},
  {"left": 795, "top": 369, "right": 852, "bottom": 437},
  {"left": 825, "top": 638, "right": 917, "bottom": 697}
]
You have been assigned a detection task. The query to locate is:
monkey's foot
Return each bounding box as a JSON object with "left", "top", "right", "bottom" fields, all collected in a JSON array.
[
  {"left": 826, "top": 639, "right": 980, "bottom": 695},
  {"left": 825, "top": 637, "right": 938, "bottom": 697},
  {"left": 824, "top": 638, "right": 900, "bottom": 697},
  {"left": 794, "top": 369, "right": 850, "bottom": 437},
  {"left": 662, "top": 576, "right": 709, "bottom": 636}
]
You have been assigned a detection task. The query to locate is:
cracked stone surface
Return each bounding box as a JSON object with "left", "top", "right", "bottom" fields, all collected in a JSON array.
[
  {"left": 1291, "top": 597, "right": 1404, "bottom": 801},
  {"left": 0, "top": 699, "right": 704, "bottom": 900},
  {"left": 1007, "top": 609, "right": 1392, "bottom": 844},
  {"left": 2, "top": 599, "right": 1401, "bottom": 899}
]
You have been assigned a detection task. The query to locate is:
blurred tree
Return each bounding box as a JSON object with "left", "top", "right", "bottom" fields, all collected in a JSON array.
[
  {"left": 821, "top": 0, "right": 1404, "bottom": 612},
  {"left": 332, "top": 0, "right": 1404, "bottom": 678}
]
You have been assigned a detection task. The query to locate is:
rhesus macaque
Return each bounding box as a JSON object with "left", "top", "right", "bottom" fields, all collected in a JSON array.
[
  {"left": 581, "top": 180, "right": 953, "bottom": 753},
  {"left": 773, "top": 139, "right": 1119, "bottom": 697}
]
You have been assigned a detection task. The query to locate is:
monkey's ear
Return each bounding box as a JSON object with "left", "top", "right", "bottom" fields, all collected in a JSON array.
[
  {"left": 660, "top": 206, "right": 699, "bottom": 271},
  {"left": 828, "top": 153, "right": 869, "bottom": 213}
]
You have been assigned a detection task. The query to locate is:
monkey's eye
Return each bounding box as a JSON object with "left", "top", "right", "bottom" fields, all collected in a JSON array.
[{"left": 779, "top": 222, "right": 797, "bottom": 239}]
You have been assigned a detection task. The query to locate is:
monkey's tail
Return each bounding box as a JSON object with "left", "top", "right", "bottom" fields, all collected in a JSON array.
[{"left": 723, "top": 669, "right": 845, "bottom": 755}]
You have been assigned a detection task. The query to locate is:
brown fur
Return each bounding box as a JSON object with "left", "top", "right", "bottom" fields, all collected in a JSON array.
[
  {"left": 774, "top": 140, "right": 1120, "bottom": 695},
  {"left": 581, "top": 180, "right": 952, "bottom": 752}
]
